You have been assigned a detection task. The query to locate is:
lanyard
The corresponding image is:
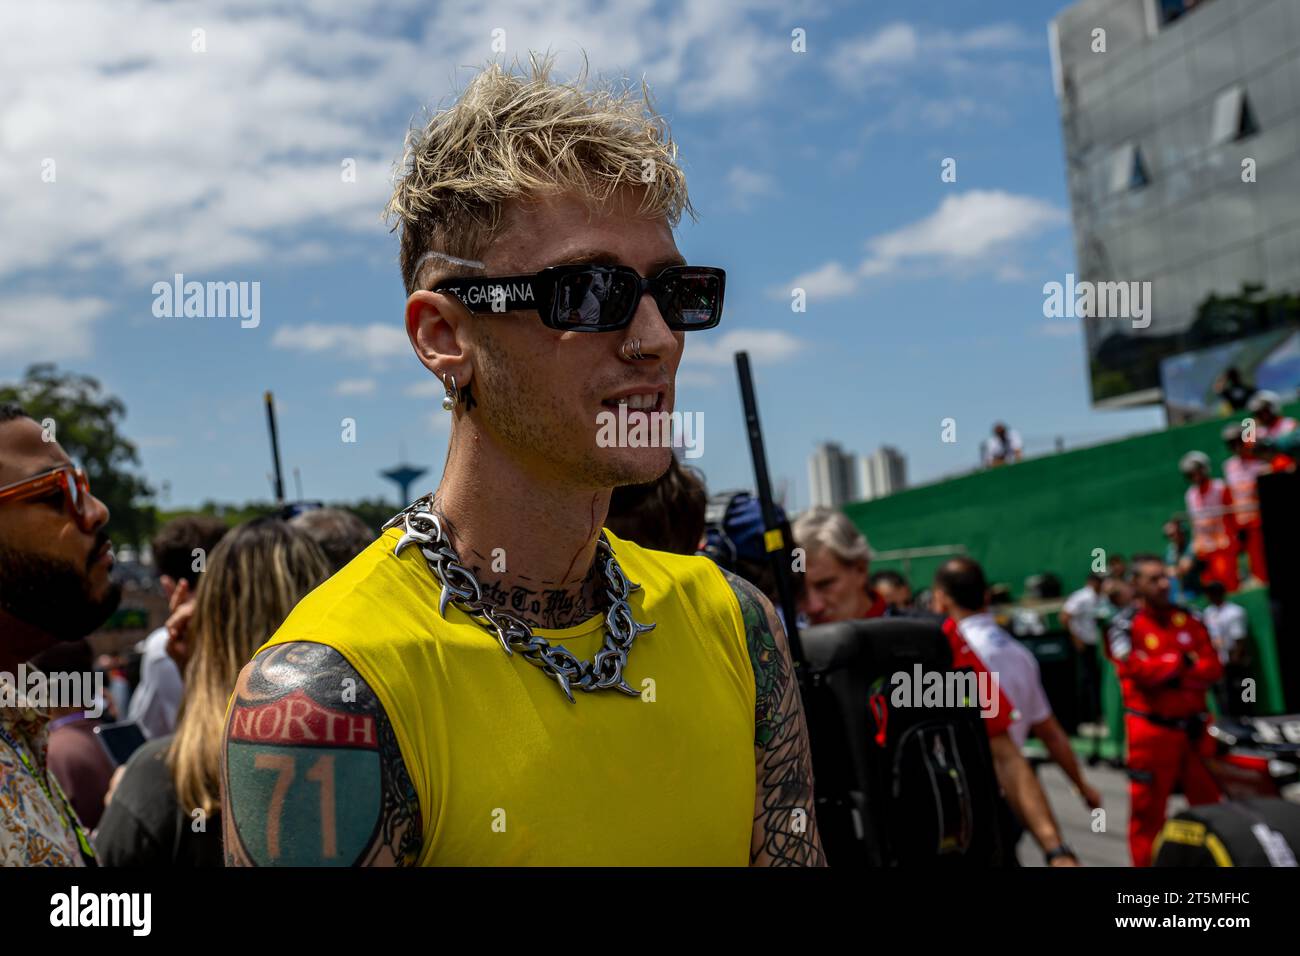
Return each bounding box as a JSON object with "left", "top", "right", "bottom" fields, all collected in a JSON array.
[
  {"left": 0, "top": 722, "right": 97, "bottom": 864},
  {"left": 49, "top": 712, "right": 88, "bottom": 733}
]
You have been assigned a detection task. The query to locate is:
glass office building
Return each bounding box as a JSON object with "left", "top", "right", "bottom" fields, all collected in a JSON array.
[{"left": 1051, "top": 0, "right": 1300, "bottom": 408}]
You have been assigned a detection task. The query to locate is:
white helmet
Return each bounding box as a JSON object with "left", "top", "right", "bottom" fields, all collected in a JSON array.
[
  {"left": 1179, "top": 450, "right": 1210, "bottom": 475},
  {"left": 1248, "top": 390, "right": 1281, "bottom": 414}
]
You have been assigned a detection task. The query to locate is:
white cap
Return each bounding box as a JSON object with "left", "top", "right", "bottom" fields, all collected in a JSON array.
[
  {"left": 1179, "top": 450, "right": 1211, "bottom": 474},
  {"left": 1248, "top": 390, "right": 1281, "bottom": 413}
]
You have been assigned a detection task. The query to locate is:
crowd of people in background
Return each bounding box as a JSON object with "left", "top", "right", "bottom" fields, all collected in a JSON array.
[
  {"left": 0, "top": 397, "right": 392, "bottom": 867},
  {"left": 0, "top": 384, "right": 1287, "bottom": 868},
  {"left": 9, "top": 503, "right": 377, "bottom": 866},
  {"left": 602, "top": 446, "right": 1268, "bottom": 866},
  {"left": 1178, "top": 390, "right": 1296, "bottom": 593}
]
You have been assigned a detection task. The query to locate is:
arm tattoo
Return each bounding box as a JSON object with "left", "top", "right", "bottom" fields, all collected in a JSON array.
[
  {"left": 221, "top": 642, "right": 422, "bottom": 866},
  {"left": 724, "top": 570, "right": 826, "bottom": 867}
]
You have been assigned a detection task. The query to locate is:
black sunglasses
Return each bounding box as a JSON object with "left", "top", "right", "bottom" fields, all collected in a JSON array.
[{"left": 432, "top": 264, "right": 725, "bottom": 332}]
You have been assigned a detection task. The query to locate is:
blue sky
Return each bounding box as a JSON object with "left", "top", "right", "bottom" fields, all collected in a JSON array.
[{"left": 0, "top": 0, "right": 1165, "bottom": 512}]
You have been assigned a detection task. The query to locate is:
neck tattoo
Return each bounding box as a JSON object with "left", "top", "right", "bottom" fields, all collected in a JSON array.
[
  {"left": 462, "top": 551, "right": 601, "bottom": 630},
  {"left": 442, "top": 514, "right": 603, "bottom": 631},
  {"left": 383, "top": 495, "right": 655, "bottom": 702}
]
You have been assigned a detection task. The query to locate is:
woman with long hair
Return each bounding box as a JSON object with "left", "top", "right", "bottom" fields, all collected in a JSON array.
[{"left": 96, "top": 518, "right": 331, "bottom": 865}]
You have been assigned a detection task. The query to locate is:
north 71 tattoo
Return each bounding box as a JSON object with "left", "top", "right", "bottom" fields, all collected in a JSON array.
[{"left": 221, "top": 642, "right": 422, "bottom": 866}]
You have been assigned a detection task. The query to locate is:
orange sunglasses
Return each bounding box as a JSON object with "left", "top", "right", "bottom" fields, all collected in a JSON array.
[{"left": 0, "top": 463, "right": 95, "bottom": 532}]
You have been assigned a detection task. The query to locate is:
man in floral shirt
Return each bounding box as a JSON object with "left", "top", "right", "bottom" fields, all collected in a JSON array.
[{"left": 0, "top": 403, "right": 120, "bottom": 865}]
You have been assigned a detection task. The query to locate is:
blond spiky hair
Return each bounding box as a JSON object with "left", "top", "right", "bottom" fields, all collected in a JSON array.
[{"left": 386, "top": 53, "right": 697, "bottom": 295}]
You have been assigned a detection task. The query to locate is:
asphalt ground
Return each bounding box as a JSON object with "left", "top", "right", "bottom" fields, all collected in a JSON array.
[{"left": 1016, "top": 755, "right": 1196, "bottom": 866}]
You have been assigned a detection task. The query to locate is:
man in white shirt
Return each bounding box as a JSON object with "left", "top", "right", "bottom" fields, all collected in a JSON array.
[
  {"left": 1202, "top": 581, "right": 1250, "bottom": 716},
  {"left": 1203, "top": 584, "right": 1247, "bottom": 665},
  {"left": 1061, "top": 576, "right": 1102, "bottom": 648},
  {"left": 932, "top": 558, "right": 1100, "bottom": 799},
  {"left": 982, "top": 422, "right": 1023, "bottom": 468},
  {"left": 1060, "top": 573, "right": 1105, "bottom": 763},
  {"left": 127, "top": 516, "right": 227, "bottom": 737}
]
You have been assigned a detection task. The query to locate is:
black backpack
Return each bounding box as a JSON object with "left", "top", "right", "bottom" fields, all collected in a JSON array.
[{"left": 799, "top": 618, "right": 1006, "bottom": 866}]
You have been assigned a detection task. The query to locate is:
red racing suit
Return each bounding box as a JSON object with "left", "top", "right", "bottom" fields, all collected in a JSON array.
[{"left": 1105, "top": 604, "right": 1223, "bottom": 866}]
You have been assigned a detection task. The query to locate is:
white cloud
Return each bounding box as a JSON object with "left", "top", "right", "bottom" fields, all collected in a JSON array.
[
  {"left": 0, "top": 295, "right": 111, "bottom": 360},
  {"left": 928, "top": 24, "right": 1037, "bottom": 54},
  {"left": 0, "top": 0, "right": 792, "bottom": 288},
  {"left": 272, "top": 323, "right": 409, "bottom": 360},
  {"left": 772, "top": 261, "right": 859, "bottom": 301},
  {"left": 0, "top": 2, "right": 420, "bottom": 284},
  {"left": 828, "top": 21, "right": 1036, "bottom": 86},
  {"left": 335, "top": 378, "right": 378, "bottom": 396},
  {"left": 777, "top": 191, "right": 1067, "bottom": 297},
  {"left": 828, "top": 23, "right": 919, "bottom": 85},
  {"left": 860, "top": 190, "right": 1067, "bottom": 275},
  {"left": 848, "top": 94, "right": 1009, "bottom": 144},
  {"left": 685, "top": 328, "right": 808, "bottom": 366},
  {"left": 674, "top": 368, "right": 720, "bottom": 388}
]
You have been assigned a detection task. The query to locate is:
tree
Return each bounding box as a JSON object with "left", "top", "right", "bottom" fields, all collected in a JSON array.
[
  {"left": 339, "top": 498, "right": 400, "bottom": 534},
  {"left": 0, "top": 364, "right": 156, "bottom": 548}
]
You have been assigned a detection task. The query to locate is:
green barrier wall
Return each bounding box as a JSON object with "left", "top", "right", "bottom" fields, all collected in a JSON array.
[{"left": 841, "top": 401, "right": 1297, "bottom": 718}]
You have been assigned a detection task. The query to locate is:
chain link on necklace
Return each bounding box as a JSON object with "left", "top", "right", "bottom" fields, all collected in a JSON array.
[{"left": 382, "top": 496, "right": 654, "bottom": 703}]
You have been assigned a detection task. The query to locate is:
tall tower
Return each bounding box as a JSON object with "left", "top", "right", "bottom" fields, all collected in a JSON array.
[{"left": 380, "top": 458, "right": 429, "bottom": 507}]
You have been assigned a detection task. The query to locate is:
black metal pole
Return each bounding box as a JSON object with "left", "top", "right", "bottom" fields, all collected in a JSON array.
[
  {"left": 264, "top": 391, "right": 285, "bottom": 506},
  {"left": 734, "top": 351, "right": 806, "bottom": 675}
]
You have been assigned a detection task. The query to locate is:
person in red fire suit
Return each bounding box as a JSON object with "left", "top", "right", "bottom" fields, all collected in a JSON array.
[{"left": 1105, "top": 554, "right": 1223, "bottom": 866}]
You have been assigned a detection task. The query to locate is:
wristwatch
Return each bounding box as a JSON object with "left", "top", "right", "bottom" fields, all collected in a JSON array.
[{"left": 1044, "top": 843, "right": 1077, "bottom": 864}]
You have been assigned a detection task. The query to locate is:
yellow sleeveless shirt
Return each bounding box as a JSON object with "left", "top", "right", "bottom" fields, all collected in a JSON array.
[{"left": 257, "top": 526, "right": 756, "bottom": 865}]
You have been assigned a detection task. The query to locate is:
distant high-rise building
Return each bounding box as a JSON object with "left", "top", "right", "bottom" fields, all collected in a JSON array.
[
  {"left": 858, "top": 445, "right": 908, "bottom": 501},
  {"left": 808, "top": 442, "right": 857, "bottom": 509}
]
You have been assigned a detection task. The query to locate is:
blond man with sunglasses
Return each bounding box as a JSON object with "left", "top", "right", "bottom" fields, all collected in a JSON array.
[
  {"left": 0, "top": 402, "right": 118, "bottom": 866},
  {"left": 221, "top": 57, "right": 823, "bottom": 867}
]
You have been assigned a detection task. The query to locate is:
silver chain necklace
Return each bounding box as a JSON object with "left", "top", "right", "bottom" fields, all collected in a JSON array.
[{"left": 382, "top": 495, "right": 654, "bottom": 703}]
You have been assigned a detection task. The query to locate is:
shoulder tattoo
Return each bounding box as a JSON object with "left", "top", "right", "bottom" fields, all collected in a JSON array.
[{"left": 221, "top": 642, "right": 422, "bottom": 866}]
